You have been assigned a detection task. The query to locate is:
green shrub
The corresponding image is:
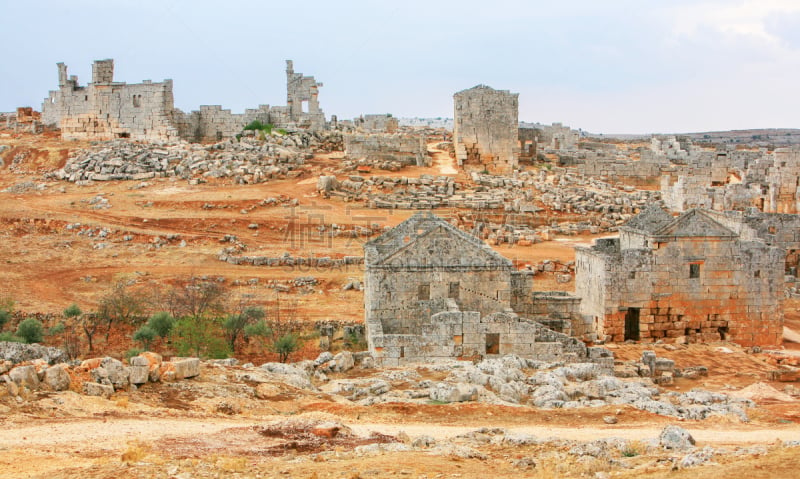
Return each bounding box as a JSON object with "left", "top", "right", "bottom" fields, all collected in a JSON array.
[
  {"left": 49, "top": 322, "right": 66, "bottom": 336},
  {"left": 0, "top": 332, "right": 22, "bottom": 343},
  {"left": 0, "top": 310, "right": 10, "bottom": 332},
  {"left": 125, "top": 348, "right": 144, "bottom": 360},
  {"left": 147, "top": 312, "right": 175, "bottom": 338},
  {"left": 63, "top": 303, "right": 82, "bottom": 318},
  {"left": 173, "top": 316, "right": 230, "bottom": 359},
  {"left": 133, "top": 325, "right": 157, "bottom": 350},
  {"left": 243, "top": 320, "right": 271, "bottom": 339},
  {"left": 270, "top": 333, "right": 301, "bottom": 363},
  {"left": 16, "top": 318, "right": 44, "bottom": 344}
]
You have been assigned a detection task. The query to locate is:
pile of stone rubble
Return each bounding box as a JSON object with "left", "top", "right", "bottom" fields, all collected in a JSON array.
[{"left": 49, "top": 131, "right": 340, "bottom": 184}]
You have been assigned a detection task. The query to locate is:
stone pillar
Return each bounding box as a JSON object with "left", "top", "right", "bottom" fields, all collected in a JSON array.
[
  {"left": 57, "top": 63, "right": 68, "bottom": 88},
  {"left": 92, "top": 59, "right": 114, "bottom": 84}
]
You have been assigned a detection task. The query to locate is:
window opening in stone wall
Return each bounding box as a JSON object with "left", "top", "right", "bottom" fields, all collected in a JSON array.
[
  {"left": 301, "top": 100, "right": 309, "bottom": 113},
  {"left": 399, "top": 346, "right": 405, "bottom": 358},
  {"left": 624, "top": 308, "right": 640, "bottom": 341},
  {"left": 418, "top": 284, "right": 430, "bottom": 300},
  {"left": 689, "top": 263, "right": 700, "bottom": 278},
  {"left": 133, "top": 95, "right": 141, "bottom": 107},
  {"left": 754, "top": 270, "right": 760, "bottom": 278},
  {"left": 485, "top": 333, "right": 500, "bottom": 354},
  {"left": 448, "top": 282, "right": 460, "bottom": 299}
]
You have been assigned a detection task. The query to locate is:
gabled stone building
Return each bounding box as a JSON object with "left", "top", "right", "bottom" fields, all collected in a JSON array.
[
  {"left": 575, "top": 206, "right": 784, "bottom": 347},
  {"left": 364, "top": 212, "right": 605, "bottom": 367}
]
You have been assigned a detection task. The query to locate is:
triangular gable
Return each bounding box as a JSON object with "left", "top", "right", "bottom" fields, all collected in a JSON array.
[
  {"left": 653, "top": 209, "right": 736, "bottom": 238},
  {"left": 622, "top": 205, "right": 674, "bottom": 233},
  {"left": 374, "top": 223, "right": 512, "bottom": 268}
]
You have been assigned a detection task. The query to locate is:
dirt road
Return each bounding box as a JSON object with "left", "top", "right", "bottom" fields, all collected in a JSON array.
[{"left": 1, "top": 416, "right": 798, "bottom": 451}]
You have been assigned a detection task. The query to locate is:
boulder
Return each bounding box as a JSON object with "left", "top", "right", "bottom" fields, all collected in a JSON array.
[
  {"left": 100, "top": 357, "right": 129, "bottom": 389},
  {"left": 83, "top": 381, "right": 114, "bottom": 398},
  {"left": 9, "top": 365, "right": 40, "bottom": 390},
  {"left": 128, "top": 365, "right": 149, "bottom": 385},
  {"left": 171, "top": 358, "right": 200, "bottom": 379},
  {"left": 659, "top": 425, "right": 696, "bottom": 450},
  {"left": 334, "top": 351, "right": 354, "bottom": 372},
  {"left": 314, "top": 352, "right": 334, "bottom": 366},
  {"left": 43, "top": 365, "right": 71, "bottom": 391},
  {"left": 0, "top": 342, "right": 68, "bottom": 365},
  {"left": 429, "top": 383, "right": 478, "bottom": 403}
]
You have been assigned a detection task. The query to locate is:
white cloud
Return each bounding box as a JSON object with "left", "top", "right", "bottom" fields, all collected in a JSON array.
[{"left": 668, "top": 0, "right": 800, "bottom": 46}]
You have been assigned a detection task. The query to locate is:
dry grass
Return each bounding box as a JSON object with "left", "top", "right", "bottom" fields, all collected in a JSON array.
[{"left": 120, "top": 440, "right": 150, "bottom": 463}]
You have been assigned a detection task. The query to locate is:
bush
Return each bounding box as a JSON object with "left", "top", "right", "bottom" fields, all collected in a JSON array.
[
  {"left": 0, "top": 332, "right": 22, "bottom": 343},
  {"left": 147, "top": 312, "right": 175, "bottom": 338},
  {"left": 16, "top": 318, "right": 44, "bottom": 344},
  {"left": 243, "top": 120, "right": 273, "bottom": 135},
  {"left": 49, "top": 322, "right": 66, "bottom": 336},
  {"left": 243, "top": 320, "right": 271, "bottom": 339},
  {"left": 63, "top": 303, "right": 82, "bottom": 318},
  {"left": 125, "top": 348, "right": 144, "bottom": 360},
  {"left": 133, "top": 325, "right": 157, "bottom": 350},
  {"left": 0, "top": 309, "right": 10, "bottom": 331},
  {"left": 270, "top": 333, "right": 301, "bottom": 363},
  {"left": 173, "top": 316, "right": 230, "bottom": 359}
]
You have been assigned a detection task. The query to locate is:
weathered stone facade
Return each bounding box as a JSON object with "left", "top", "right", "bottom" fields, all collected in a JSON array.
[
  {"left": 364, "top": 212, "right": 598, "bottom": 366},
  {"left": 42, "top": 59, "right": 180, "bottom": 142},
  {"left": 355, "top": 114, "right": 399, "bottom": 133},
  {"left": 344, "top": 133, "right": 428, "bottom": 167},
  {"left": 42, "top": 59, "right": 326, "bottom": 142},
  {"left": 575, "top": 206, "right": 784, "bottom": 347},
  {"left": 453, "top": 85, "right": 519, "bottom": 174}
]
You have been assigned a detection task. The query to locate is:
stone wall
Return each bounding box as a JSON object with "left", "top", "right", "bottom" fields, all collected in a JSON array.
[
  {"left": 575, "top": 209, "right": 784, "bottom": 347},
  {"left": 344, "top": 133, "right": 428, "bottom": 167},
  {"left": 41, "top": 59, "right": 327, "bottom": 142},
  {"left": 42, "top": 59, "right": 180, "bottom": 142},
  {"left": 453, "top": 85, "right": 519, "bottom": 174},
  {"left": 355, "top": 114, "right": 399, "bottom": 133}
]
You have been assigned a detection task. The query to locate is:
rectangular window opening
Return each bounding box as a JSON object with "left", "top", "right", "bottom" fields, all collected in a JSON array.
[
  {"left": 485, "top": 333, "right": 500, "bottom": 354},
  {"left": 448, "top": 282, "right": 459, "bottom": 299},
  {"left": 689, "top": 263, "right": 700, "bottom": 279},
  {"left": 418, "top": 284, "right": 430, "bottom": 300}
]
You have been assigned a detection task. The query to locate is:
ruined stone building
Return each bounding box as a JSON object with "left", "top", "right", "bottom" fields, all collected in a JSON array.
[
  {"left": 42, "top": 59, "right": 181, "bottom": 142},
  {"left": 575, "top": 206, "right": 784, "bottom": 347},
  {"left": 364, "top": 212, "right": 603, "bottom": 366},
  {"left": 344, "top": 134, "right": 429, "bottom": 167},
  {"left": 661, "top": 147, "right": 800, "bottom": 214},
  {"left": 354, "top": 114, "right": 399, "bottom": 133},
  {"left": 42, "top": 59, "right": 326, "bottom": 142},
  {"left": 453, "top": 85, "right": 519, "bottom": 174}
]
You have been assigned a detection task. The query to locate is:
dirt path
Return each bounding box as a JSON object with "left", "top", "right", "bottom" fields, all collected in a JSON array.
[{"left": 1, "top": 416, "right": 798, "bottom": 451}]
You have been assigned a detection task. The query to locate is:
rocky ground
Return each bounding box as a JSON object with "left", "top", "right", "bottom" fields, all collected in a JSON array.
[
  {"left": 1, "top": 129, "right": 800, "bottom": 478},
  {"left": 2, "top": 341, "right": 800, "bottom": 478}
]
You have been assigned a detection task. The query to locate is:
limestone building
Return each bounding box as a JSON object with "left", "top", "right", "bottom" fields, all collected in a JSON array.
[
  {"left": 41, "top": 59, "right": 326, "bottom": 142},
  {"left": 453, "top": 85, "right": 519, "bottom": 174},
  {"left": 364, "top": 212, "right": 603, "bottom": 366},
  {"left": 575, "top": 206, "right": 784, "bottom": 347},
  {"left": 42, "top": 59, "right": 180, "bottom": 142}
]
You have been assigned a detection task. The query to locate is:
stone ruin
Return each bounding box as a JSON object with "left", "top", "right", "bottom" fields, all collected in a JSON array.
[
  {"left": 41, "top": 59, "right": 327, "bottom": 143},
  {"left": 575, "top": 206, "right": 784, "bottom": 347},
  {"left": 453, "top": 85, "right": 519, "bottom": 175},
  {"left": 354, "top": 114, "right": 399, "bottom": 133},
  {"left": 363, "top": 212, "right": 606, "bottom": 367},
  {"left": 344, "top": 133, "right": 429, "bottom": 169}
]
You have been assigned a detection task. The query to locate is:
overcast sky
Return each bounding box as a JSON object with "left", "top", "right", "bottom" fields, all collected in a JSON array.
[{"left": 2, "top": 0, "right": 799, "bottom": 134}]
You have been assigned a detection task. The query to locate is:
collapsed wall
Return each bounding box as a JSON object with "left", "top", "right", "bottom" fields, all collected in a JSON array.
[{"left": 344, "top": 133, "right": 429, "bottom": 167}]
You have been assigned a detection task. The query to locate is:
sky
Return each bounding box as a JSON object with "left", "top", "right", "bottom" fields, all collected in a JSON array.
[{"left": 2, "top": 0, "right": 800, "bottom": 134}]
